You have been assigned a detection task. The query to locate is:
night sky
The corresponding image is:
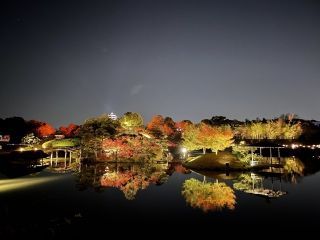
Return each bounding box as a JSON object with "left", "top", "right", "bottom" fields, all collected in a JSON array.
[{"left": 1, "top": 0, "right": 320, "bottom": 127}]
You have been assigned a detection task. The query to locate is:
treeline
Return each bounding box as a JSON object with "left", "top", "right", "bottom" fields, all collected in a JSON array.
[
  {"left": 1, "top": 113, "right": 319, "bottom": 145},
  {"left": 146, "top": 114, "right": 310, "bottom": 142},
  {"left": 236, "top": 119, "right": 302, "bottom": 140},
  {"left": 200, "top": 115, "right": 319, "bottom": 143},
  {"left": 0, "top": 117, "right": 79, "bottom": 143}
]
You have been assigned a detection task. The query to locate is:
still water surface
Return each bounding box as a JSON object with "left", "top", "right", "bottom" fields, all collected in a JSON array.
[{"left": 1, "top": 158, "right": 320, "bottom": 237}]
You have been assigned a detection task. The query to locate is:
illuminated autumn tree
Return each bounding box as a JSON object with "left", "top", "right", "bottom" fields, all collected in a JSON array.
[
  {"left": 102, "top": 135, "right": 163, "bottom": 161},
  {"left": 182, "top": 178, "right": 236, "bottom": 212},
  {"left": 237, "top": 119, "right": 302, "bottom": 140},
  {"left": 146, "top": 115, "right": 176, "bottom": 139},
  {"left": 163, "top": 117, "right": 175, "bottom": 136},
  {"left": 175, "top": 120, "right": 193, "bottom": 133},
  {"left": 181, "top": 124, "right": 200, "bottom": 152},
  {"left": 102, "top": 138, "right": 133, "bottom": 159},
  {"left": 232, "top": 145, "right": 262, "bottom": 164},
  {"left": 283, "top": 121, "right": 303, "bottom": 139},
  {"left": 197, "top": 124, "right": 234, "bottom": 154},
  {"left": 59, "top": 123, "right": 79, "bottom": 137},
  {"left": 182, "top": 123, "right": 234, "bottom": 154},
  {"left": 168, "top": 120, "right": 193, "bottom": 144},
  {"left": 36, "top": 122, "right": 56, "bottom": 138},
  {"left": 147, "top": 115, "right": 165, "bottom": 137},
  {"left": 119, "top": 112, "right": 144, "bottom": 130}
]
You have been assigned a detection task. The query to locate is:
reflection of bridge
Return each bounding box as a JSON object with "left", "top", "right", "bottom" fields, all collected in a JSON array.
[
  {"left": 45, "top": 148, "right": 80, "bottom": 168},
  {"left": 245, "top": 173, "right": 287, "bottom": 198},
  {"left": 248, "top": 145, "right": 285, "bottom": 166}
]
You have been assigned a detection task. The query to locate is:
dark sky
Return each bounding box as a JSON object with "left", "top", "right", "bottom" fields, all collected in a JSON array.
[{"left": 1, "top": 0, "right": 320, "bottom": 127}]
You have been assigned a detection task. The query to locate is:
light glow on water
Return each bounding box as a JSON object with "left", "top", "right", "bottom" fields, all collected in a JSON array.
[{"left": 0, "top": 176, "right": 62, "bottom": 193}]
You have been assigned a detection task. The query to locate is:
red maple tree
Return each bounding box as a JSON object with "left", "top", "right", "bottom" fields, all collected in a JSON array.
[
  {"left": 37, "top": 123, "right": 56, "bottom": 137},
  {"left": 59, "top": 123, "right": 79, "bottom": 137}
]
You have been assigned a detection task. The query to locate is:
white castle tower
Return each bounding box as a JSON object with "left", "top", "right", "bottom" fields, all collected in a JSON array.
[{"left": 108, "top": 112, "right": 118, "bottom": 120}]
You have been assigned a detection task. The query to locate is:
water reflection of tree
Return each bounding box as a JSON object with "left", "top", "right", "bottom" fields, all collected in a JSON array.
[
  {"left": 166, "top": 163, "right": 191, "bottom": 175},
  {"left": 283, "top": 157, "right": 304, "bottom": 183},
  {"left": 101, "top": 171, "right": 149, "bottom": 200},
  {"left": 182, "top": 178, "right": 236, "bottom": 212},
  {"left": 75, "top": 162, "right": 170, "bottom": 199},
  {"left": 233, "top": 174, "right": 254, "bottom": 191}
]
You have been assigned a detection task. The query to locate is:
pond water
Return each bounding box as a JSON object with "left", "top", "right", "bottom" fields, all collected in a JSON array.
[{"left": 1, "top": 157, "right": 320, "bottom": 238}]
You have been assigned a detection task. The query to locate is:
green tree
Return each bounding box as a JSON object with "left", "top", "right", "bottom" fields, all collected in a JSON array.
[
  {"left": 78, "top": 114, "right": 119, "bottom": 158},
  {"left": 236, "top": 118, "right": 302, "bottom": 140},
  {"left": 119, "top": 112, "right": 144, "bottom": 130},
  {"left": 232, "top": 145, "right": 262, "bottom": 164},
  {"left": 233, "top": 174, "right": 254, "bottom": 191},
  {"left": 181, "top": 124, "right": 200, "bottom": 152}
]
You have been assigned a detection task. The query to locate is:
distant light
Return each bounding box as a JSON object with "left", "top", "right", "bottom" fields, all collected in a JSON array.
[
  {"left": 34, "top": 148, "right": 38, "bottom": 151},
  {"left": 19, "top": 147, "right": 24, "bottom": 152},
  {"left": 181, "top": 147, "right": 187, "bottom": 153}
]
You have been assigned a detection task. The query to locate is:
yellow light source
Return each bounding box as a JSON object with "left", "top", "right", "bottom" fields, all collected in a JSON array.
[
  {"left": 19, "top": 147, "right": 24, "bottom": 152},
  {"left": 181, "top": 147, "right": 187, "bottom": 153},
  {"left": 291, "top": 144, "right": 297, "bottom": 149}
]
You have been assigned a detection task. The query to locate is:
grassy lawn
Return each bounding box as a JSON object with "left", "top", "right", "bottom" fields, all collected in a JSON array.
[
  {"left": 183, "top": 151, "right": 249, "bottom": 170},
  {"left": 42, "top": 138, "right": 80, "bottom": 149}
]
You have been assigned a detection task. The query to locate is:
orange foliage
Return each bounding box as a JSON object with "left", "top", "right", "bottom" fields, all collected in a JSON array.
[
  {"left": 101, "top": 170, "right": 150, "bottom": 200},
  {"left": 182, "top": 179, "right": 236, "bottom": 212},
  {"left": 175, "top": 121, "right": 192, "bottom": 132},
  {"left": 147, "top": 115, "right": 176, "bottom": 138},
  {"left": 102, "top": 135, "right": 163, "bottom": 160},
  {"left": 37, "top": 123, "right": 56, "bottom": 137},
  {"left": 59, "top": 123, "right": 79, "bottom": 137},
  {"left": 163, "top": 124, "right": 174, "bottom": 136},
  {"left": 174, "top": 164, "right": 190, "bottom": 174},
  {"left": 147, "top": 115, "right": 164, "bottom": 130}
]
